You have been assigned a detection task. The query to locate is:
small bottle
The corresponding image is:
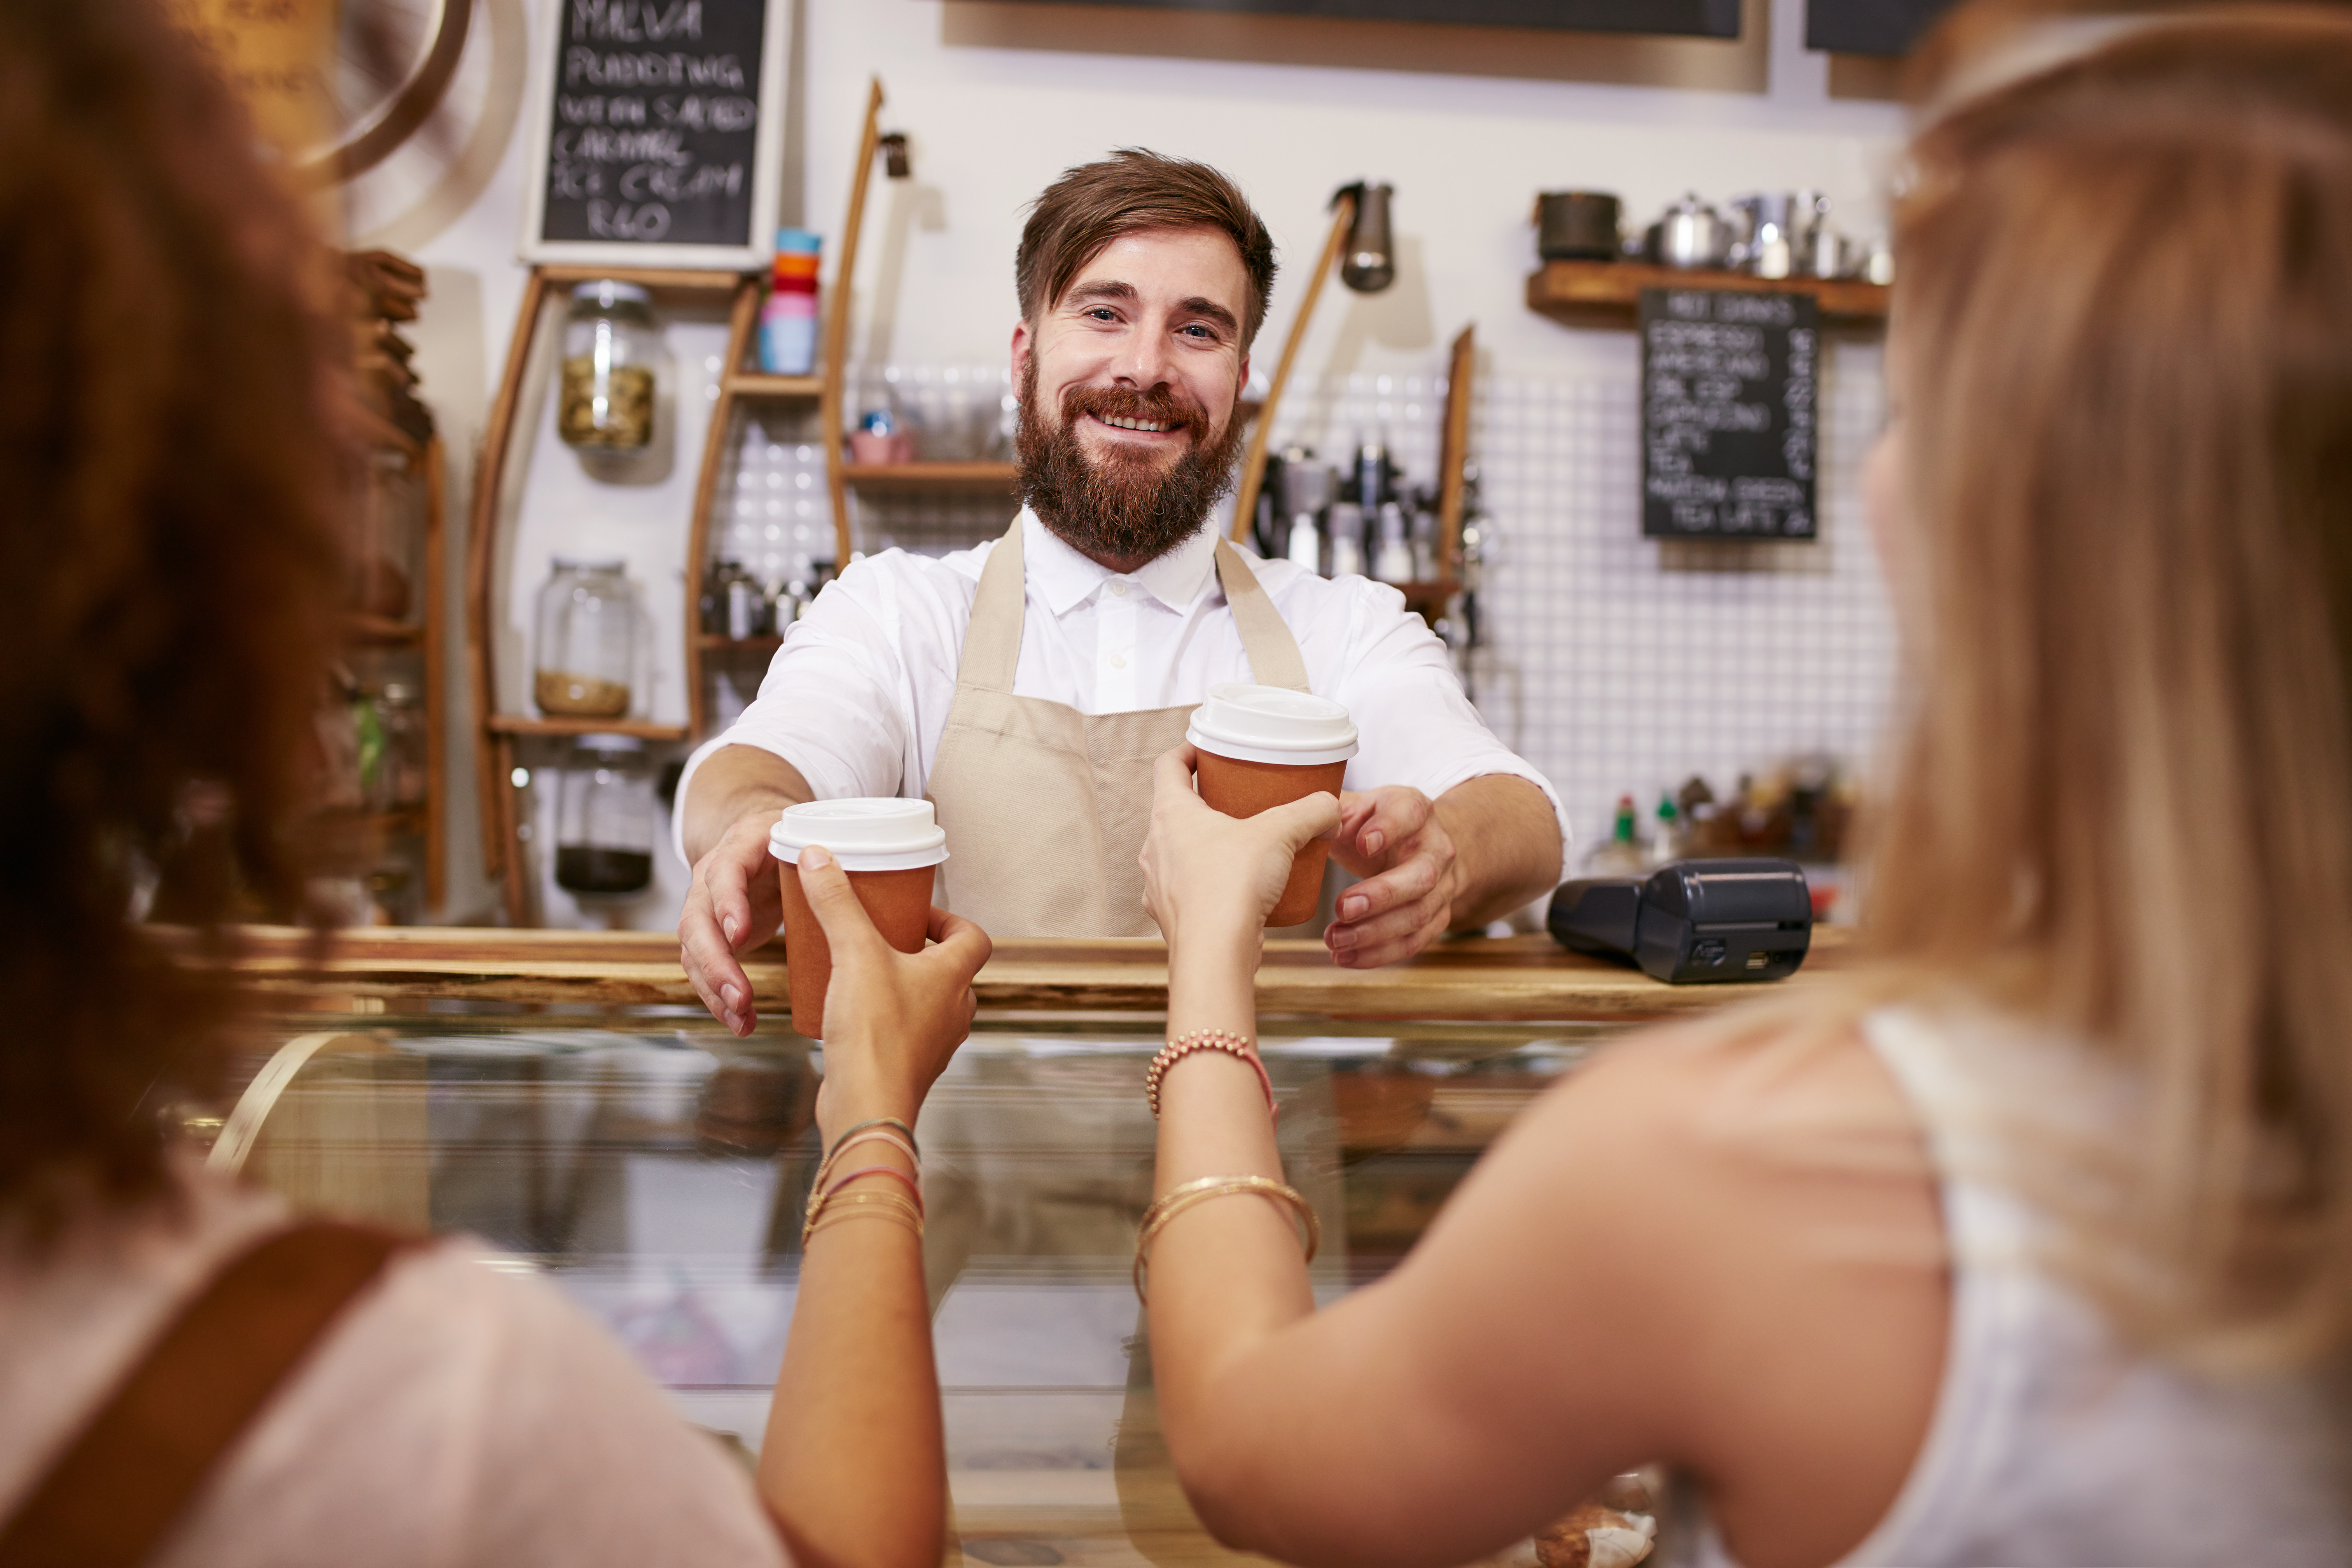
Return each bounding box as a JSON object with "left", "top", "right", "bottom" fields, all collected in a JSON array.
[
  {"left": 1373, "top": 501, "right": 1415, "bottom": 584},
  {"left": 1650, "top": 792, "right": 1682, "bottom": 867},
  {"left": 1327, "top": 502, "right": 1365, "bottom": 578},
  {"left": 1582, "top": 794, "right": 1650, "bottom": 876},
  {"left": 1287, "top": 512, "right": 1323, "bottom": 573}
]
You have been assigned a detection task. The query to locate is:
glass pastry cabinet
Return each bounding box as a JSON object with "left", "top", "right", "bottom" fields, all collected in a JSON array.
[{"left": 199, "top": 930, "right": 1838, "bottom": 1566}]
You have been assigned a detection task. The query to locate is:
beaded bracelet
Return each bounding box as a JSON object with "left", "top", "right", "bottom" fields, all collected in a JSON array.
[
  {"left": 1145, "top": 1029, "right": 1275, "bottom": 1119},
  {"left": 1131, "top": 1174, "right": 1319, "bottom": 1303}
]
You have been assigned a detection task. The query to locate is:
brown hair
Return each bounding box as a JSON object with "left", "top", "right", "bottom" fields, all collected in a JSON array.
[
  {"left": 0, "top": 3, "right": 345, "bottom": 1224},
  {"left": 1016, "top": 149, "right": 1278, "bottom": 348},
  {"left": 1866, "top": 5, "right": 2352, "bottom": 1362}
]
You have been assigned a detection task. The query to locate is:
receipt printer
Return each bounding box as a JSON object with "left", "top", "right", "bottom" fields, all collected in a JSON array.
[{"left": 1547, "top": 858, "right": 1813, "bottom": 984}]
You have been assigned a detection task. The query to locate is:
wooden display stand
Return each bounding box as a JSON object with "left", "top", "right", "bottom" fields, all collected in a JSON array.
[{"left": 469, "top": 77, "right": 978, "bottom": 923}]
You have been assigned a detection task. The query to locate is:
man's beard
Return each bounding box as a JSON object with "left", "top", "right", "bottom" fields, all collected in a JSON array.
[{"left": 1013, "top": 357, "right": 1248, "bottom": 565}]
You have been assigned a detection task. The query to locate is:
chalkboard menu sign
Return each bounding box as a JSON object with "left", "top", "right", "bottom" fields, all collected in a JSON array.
[
  {"left": 1640, "top": 287, "right": 1817, "bottom": 540},
  {"left": 520, "top": 0, "right": 789, "bottom": 269}
]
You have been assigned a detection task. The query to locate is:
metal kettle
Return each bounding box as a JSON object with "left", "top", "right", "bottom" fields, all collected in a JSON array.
[{"left": 1648, "top": 193, "right": 1734, "bottom": 270}]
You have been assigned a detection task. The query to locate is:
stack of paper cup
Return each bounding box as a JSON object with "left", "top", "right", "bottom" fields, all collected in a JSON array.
[
  {"left": 769, "top": 799, "right": 948, "bottom": 1037},
  {"left": 1186, "top": 683, "right": 1359, "bottom": 926}
]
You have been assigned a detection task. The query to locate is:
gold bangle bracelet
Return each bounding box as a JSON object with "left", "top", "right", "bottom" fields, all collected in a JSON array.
[
  {"left": 1132, "top": 1175, "right": 1319, "bottom": 1304},
  {"left": 806, "top": 1203, "right": 925, "bottom": 1241},
  {"left": 802, "top": 1189, "right": 924, "bottom": 1243}
]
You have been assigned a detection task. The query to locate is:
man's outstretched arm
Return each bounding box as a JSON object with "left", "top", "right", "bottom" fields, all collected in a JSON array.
[{"left": 1324, "top": 774, "right": 1564, "bottom": 970}]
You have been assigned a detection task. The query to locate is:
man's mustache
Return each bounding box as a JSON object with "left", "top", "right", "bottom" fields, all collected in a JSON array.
[{"left": 1058, "top": 382, "right": 1212, "bottom": 442}]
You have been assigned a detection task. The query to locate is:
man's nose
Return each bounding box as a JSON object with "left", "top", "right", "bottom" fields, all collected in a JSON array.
[{"left": 1112, "top": 323, "right": 1175, "bottom": 390}]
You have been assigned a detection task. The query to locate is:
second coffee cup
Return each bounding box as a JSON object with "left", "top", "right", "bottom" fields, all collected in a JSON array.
[
  {"left": 769, "top": 798, "right": 949, "bottom": 1037},
  {"left": 1187, "top": 682, "right": 1359, "bottom": 926}
]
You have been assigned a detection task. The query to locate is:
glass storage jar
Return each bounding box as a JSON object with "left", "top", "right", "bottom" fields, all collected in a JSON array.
[
  {"left": 533, "top": 556, "right": 638, "bottom": 718},
  {"left": 559, "top": 281, "right": 658, "bottom": 450},
  {"left": 367, "top": 680, "right": 428, "bottom": 811},
  {"left": 554, "top": 735, "right": 655, "bottom": 897}
]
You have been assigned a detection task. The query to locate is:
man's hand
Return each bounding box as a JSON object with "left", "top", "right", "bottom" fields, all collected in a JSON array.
[
  {"left": 681, "top": 808, "right": 788, "bottom": 1036},
  {"left": 1324, "top": 787, "right": 1464, "bottom": 969}
]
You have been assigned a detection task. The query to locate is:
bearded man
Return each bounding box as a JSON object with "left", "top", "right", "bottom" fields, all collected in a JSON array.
[{"left": 676, "top": 150, "right": 1567, "bottom": 1034}]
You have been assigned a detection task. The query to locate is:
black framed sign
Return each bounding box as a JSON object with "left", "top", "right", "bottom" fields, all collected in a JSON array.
[
  {"left": 519, "top": 0, "right": 791, "bottom": 268},
  {"left": 1804, "top": 0, "right": 1959, "bottom": 56},
  {"left": 945, "top": 1, "right": 1742, "bottom": 38},
  {"left": 1640, "top": 287, "right": 1818, "bottom": 540}
]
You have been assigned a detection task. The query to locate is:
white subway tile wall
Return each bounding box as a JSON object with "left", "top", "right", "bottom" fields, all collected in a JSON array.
[{"left": 720, "top": 345, "right": 1898, "bottom": 851}]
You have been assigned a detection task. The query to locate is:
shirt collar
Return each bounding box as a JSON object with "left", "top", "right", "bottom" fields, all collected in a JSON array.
[{"left": 1019, "top": 506, "right": 1219, "bottom": 615}]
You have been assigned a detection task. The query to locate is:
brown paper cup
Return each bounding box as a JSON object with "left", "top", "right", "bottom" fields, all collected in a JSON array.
[
  {"left": 1194, "top": 752, "right": 1346, "bottom": 926},
  {"left": 776, "top": 861, "right": 935, "bottom": 1037}
]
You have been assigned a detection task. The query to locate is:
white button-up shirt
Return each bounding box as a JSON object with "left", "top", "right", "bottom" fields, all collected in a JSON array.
[{"left": 674, "top": 509, "right": 1570, "bottom": 869}]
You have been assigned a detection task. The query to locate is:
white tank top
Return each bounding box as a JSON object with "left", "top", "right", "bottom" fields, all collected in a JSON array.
[{"left": 1696, "top": 1005, "right": 2352, "bottom": 1568}]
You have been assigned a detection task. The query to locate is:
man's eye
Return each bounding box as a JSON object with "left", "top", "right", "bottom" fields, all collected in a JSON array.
[
  {"left": 1181, "top": 324, "right": 1214, "bottom": 339},
  {"left": 1088, "top": 308, "right": 1117, "bottom": 322}
]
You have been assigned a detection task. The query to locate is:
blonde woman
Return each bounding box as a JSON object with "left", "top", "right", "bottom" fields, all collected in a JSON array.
[{"left": 1130, "top": 11, "right": 2352, "bottom": 1567}]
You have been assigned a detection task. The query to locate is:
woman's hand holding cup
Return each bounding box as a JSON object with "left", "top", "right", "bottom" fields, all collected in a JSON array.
[
  {"left": 797, "top": 844, "right": 992, "bottom": 1144},
  {"left": 1141, "top": 745, "right": 1341, "bottom": 960}
]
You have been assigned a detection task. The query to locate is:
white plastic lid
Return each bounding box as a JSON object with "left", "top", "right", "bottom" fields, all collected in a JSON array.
[
  {"left": 1186, "top": 682, "right": 1359, "bottom": 767},
  {"left": 769, "top": 798, "right": 948, "bottom": 871}
]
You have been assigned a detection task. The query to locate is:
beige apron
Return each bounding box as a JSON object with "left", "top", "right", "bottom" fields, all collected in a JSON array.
[{"left": 926, "top": 516, "right": 1309, "bottom": 938}]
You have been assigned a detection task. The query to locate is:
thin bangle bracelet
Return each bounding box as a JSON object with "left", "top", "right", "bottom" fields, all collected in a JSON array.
[
  {"left": 1131, "top": 1174, "right": 1318, "bottom": 1303},
  {"left": 803, "top": 1190, "right": 925, "bottom": 1243},
  {"left": 810, "top": 1127, "right": 918, "bottom": 1199},
  {"left": 821, "top": 1163, "right": 924, "bottom": 1217}
]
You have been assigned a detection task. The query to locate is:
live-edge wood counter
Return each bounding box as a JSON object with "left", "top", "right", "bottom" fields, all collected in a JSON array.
[{"left": 211, "top": 926, "right": 1857, "bottom": 1023}]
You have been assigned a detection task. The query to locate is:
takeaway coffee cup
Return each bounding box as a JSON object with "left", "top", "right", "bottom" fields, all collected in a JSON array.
[
  {"left": 1186, "top": 683, "right": 1359, "bottom": 927},
  {"left": 769, "top": 799, "right": 949, "bottom": 1037}
]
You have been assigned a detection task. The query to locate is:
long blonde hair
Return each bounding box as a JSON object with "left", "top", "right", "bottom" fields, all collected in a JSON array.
[{"left": 1867, "top": 6, "right": 2352, "bottom": 1364}]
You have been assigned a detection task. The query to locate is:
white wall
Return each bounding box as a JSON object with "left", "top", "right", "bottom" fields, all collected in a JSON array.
[{"left": 354, "top": 0, "right": 1908, "bottom": 925}]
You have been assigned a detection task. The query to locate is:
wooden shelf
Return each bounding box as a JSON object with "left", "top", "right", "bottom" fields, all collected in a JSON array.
[
  {"left": 344, "top": 613, "right": 425, "bottom": 647},
  {"left": 699, "top": 633, "right": 786, "bottom": 652},
  {"left": 534, "top": 263, "right": 745, "bottom": 295},
  {"left": 486, "top": 715, "right": 690, "bottom": 742},
  {"left": 1395, "top": 580, "right": 1459, "bottom": 613},
  {"left": 727, "top": 372, "right": 822, "bottom": 398},
  {"left": 1526, "top": 260, "right": 1890, "bottom": 328},
  {"left": 842, "top": 460, "right": 1020, "bottom": 490}
]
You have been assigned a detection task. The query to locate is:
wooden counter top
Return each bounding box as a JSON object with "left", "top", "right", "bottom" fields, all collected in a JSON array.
[{"left": 214, "top": 925, "right": 1858, "bottom": 1023}]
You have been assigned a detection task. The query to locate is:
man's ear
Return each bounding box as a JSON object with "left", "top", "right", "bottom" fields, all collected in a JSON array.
[{"left": 1010, "top": 319, "right": 1033, "bottom": 393}]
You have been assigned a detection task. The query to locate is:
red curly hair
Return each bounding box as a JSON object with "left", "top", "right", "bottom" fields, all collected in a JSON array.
[{"left": 0, "top": 1, "right": 346, "bottom": 1222}]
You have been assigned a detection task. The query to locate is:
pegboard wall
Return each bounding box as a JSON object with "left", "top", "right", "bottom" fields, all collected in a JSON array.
[{"left": 713, "top": 343, "right": 1898, "bottom": 854}]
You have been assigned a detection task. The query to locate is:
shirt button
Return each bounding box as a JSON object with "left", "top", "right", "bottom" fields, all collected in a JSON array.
[
  {"left": 1110, "top": 652, "right": 1128, "bottom": 670},
  {"left": 1110, "top": 582, "right": 1130, "bottom": 597}
]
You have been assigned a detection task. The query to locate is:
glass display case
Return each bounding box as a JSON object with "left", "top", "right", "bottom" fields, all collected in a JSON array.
[
  {"left": 200, "top": 927, "right": 1831, "bottom": 1564},
  {"left": 200, "top": 1007, "right": 1592, "bottom": 1564}
]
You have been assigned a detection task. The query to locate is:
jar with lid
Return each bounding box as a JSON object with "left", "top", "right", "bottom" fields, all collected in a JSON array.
[
  {"left": 365, "top": 680, "right": 429, "bottom": 811},
  {"left": 554, "top": 735, "right": 655, "bottom": 897},
  {"left": 534, "top": 557, "right": 638, "bottom": 718},
  {"left": 560, "top": 281, "right": 659, "bottom": 450}
]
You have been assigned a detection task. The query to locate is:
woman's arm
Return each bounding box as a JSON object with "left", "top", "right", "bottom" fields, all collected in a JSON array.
[
  {"left": 755, "top": 846, "right": 991, "bottom": 1568},
  {"left": 1136, "top": 749, "right": 1949, "bottom": 1568}
]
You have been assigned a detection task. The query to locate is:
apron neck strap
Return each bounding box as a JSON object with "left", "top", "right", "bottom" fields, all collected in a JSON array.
[
  {"left": 1214, "top": 537, "right": 1309, "bottom": 692},
  {"left": 958, "top": 516, "right": 1030, "bottom": 693},
  {"left": 955, "top": 515, "right": 1312, "bottom": 695}
]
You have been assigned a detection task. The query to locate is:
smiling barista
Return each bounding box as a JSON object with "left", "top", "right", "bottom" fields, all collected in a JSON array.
[{"left": 674, "top": 150, "right": 1568, "bottom": 1033}]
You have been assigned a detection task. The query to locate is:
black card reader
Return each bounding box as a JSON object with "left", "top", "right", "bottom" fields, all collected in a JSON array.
[{"left": 1547, "top": 858, "right": 1813, "bottom": 984}]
